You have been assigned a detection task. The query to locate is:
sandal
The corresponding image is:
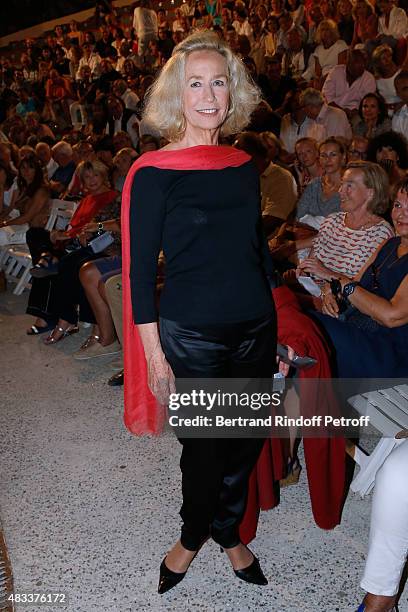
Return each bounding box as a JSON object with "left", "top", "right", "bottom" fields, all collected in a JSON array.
[
  {"left": 279, "top": 457, "right": 302, "bottom": 488},
  {"left": 30, "top": 254, "right": 59, "bottom": 279},
  {"left": 26, "top": 322, "right": 55, "bottom": 335},
  {"left": 43, "top": 324, "right": 79, "bottom": 345},
  {"left": 78, "top": 334, "right": 100, "bottom": 350}
]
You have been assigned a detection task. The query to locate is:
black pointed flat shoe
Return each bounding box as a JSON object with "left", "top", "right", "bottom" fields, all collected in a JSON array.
[
  {"left": 158, "top": 558, "right": 186, "bottom": 594},
  {"left": 233, "top": 556, "right": 268, "bottom": 586}
]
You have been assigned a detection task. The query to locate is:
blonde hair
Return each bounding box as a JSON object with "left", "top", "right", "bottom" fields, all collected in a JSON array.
[
  {"left": 77, "top": 159, "right": 110, "bottom": 186},
  {"left": 372, "top": 44, "right": 394, "bottom": 76},
  {"left": 142, "top": 30, "right": 261, "bottom": 142},
  {"left": 113, "top": 147, "right": 138, "bottom": 164},
  {"left": 345, "top": 161, "right": 390, "bottom": 214},
  {"left": 315, "top": 19, "right": 340, "bottom": 45}
]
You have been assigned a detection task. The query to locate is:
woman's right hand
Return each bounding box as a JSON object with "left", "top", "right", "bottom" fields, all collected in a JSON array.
[{"left": 147, "top": 348, "right": 176, "bottom": 405}]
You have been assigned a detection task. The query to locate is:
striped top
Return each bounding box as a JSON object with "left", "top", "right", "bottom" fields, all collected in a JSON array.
[{"left": 314, "top": 212, "right": 394, "bottom": 278}]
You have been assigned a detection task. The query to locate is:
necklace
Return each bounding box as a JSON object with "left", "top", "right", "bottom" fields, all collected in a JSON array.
[
  {"left": 345, "top": 211, "right": 377, "bottom": 230},
  {"left": 322, "top": 175, "right": 341, "bottom": 196}
]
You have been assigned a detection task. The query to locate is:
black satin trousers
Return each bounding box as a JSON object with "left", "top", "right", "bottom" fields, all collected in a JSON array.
[{"left": 159, "top": 312, "right": 276, "bottom": 551}]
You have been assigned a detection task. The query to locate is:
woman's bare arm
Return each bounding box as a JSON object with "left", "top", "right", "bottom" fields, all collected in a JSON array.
[
  {"left": 338, "top": 274, "right": 408, "bottom": 328},
  {"left": 3, "top": 187, "right": 49, "bottom": 226}
]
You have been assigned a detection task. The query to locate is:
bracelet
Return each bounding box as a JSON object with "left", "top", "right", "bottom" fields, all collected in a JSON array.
[{"left": 97, "top": 222, "right": 104, "bottom": 232}]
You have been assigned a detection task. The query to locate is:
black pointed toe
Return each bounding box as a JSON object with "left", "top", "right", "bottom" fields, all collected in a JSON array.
[
  {"left": 233, "top": 556, "right": 268, "bottom": 586},
  {"left": 158, "top": 558, "right": 186, "bottom": 594}
]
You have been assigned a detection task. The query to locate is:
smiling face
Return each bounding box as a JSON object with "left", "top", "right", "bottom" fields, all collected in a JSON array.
[
  {"left": 392, "top": 188, "right": 408, "bottom": 238},
  {"left": 182, "top": 50, "right": 229, "bottom": 139},
  {"left": 339, "top": 168, "right": 373, "bottom": 212},
  {"left": 82, "top": 168, "right": 105, "bottom": 193}
]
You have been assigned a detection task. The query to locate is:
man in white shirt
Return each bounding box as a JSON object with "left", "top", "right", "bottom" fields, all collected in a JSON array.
[
  {"left": 106, "top": 96, "right": 139, "bottom": 148},
  {"left": 133, "top": 0, "right": 158, "bottom": 56},
  {"left": 35, "top": 142, "right": 58, "bottom": 180},
  {"left": 277, "top": 12, "right": 306, "bottom": 51},
  {"left": 300, "top": 88, "right": 352, "bottom": 140},
  {"left": 392, "top": 71, "right": 408, "bottom": 138},
  {"left": 75, "top": 43, "right": 101, "bottom": 80},
  {"left": 280, "top": 91, "right": 325, "bottom": 153},
  {"left": 377, "top": 0, "right": 408, "bottom": 40},
  {"left": 112, "top": 79, "right": 140, "bottom": 112},
  {"left": 232, "top": 9, "right": 253, "bottom": 42},
  {"left": 322, "top": 50, "right": 376, "bottom": 114}
]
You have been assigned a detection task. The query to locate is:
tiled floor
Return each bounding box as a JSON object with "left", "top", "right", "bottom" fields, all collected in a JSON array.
[{"left": 0, "top": 289, "right": 407, "bottom": 612}]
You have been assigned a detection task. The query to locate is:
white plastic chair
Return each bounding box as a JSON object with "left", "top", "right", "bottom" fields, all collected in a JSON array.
[{"left": 1, "top": 199, "right": 79, "bottom": 295}]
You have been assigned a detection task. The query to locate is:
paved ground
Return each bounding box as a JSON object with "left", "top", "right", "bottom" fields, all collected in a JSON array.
[{"left": 0, "top": 287, "right": 407, "bottom": 612}]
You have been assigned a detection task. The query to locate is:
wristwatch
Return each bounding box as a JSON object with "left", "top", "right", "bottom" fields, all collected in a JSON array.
[
  {"left": 342, "top": 281, "right": 360, "bottom": 300},
  {"left": 97, "top": 222, "right": 104, "bottom": 233}
]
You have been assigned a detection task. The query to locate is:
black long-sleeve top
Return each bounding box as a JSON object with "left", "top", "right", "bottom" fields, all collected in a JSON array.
[{"left": 129, "top": 161, "right": 275, "bottom": 326}]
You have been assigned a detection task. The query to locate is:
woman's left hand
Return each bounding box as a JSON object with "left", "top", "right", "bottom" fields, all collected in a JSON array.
[
  {"left": 276, "top": 345, "right": 295, "bottom": 377},
  {"left": 82, "top": 222, "right": 98, "bottom": 233}
]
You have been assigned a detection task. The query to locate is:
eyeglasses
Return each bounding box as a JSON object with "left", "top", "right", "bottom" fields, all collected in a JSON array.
[{"left": 349, "top": 149, "right": 367, "bottom": 159}]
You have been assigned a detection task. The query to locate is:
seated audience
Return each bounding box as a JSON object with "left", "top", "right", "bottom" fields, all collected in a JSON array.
[
  {"left": 392, "top": 71, "right": 408, "bottom": 138},
  {"left": 367, "top": 130, "right": 408, "bottom": 186},
  {"left": 373, "top": 44, "right": 402, "bottom": 110},
  {"left": 322, "top": 50, "right": 376, "bottom": 118},
  {"left": 112, "top": 79, "right": 140, "bottom": 112},
  {"left": 307, "top": 19, "right": 348, "bottom": 86},
  {"left": 235, "top": 131, "right": 298, "bottom": 231},
  {"left": 300, "top": 88, "right": 352, "bottom": 142},
  {"left": 348, "top": 136, "right": 369, "bottom": 162},
  {"left": 337, "top": 0, "right": 354, "bottom": 46},
  {"left": 112, "top": 147, "right": 138, "bottom": 193},
  {"left": 314, "top": 174, "right": 407, "bottom": 378},
  {"left": 0, "top": 154, "right": 49, "bottom": 247},
  {"left": 105, "top": 95, "right": 139, "bottom": 148},
  {"left": 377, "top": 0, "right": 408, "bottom": 44},
  {"left": 351, "top": 0, "right": 378, "bottom": 49},
  {"left": 353, "top": 92, "right": 392, "bottom": 139},
  {"left": 295, "top": 137, "right": 345, "bottom": 223},
  {"left": 26, "top": 159, "right": 117, "bottom": 338},
  {"left": 281, "top": 27, "right": 314, "bottom": 81},
  {"left": 75, "top": 43, "right": 101, "bottom": 80},
  {"left": 25, "top": 113, "right": 55, "bottom": 143},
  {"left": 258, "top": 55, "right": 296, "bottom": 112},
  {"left": 49, "top": 141, "right": 76, "bottom": 197},
  {"left": 35, "top": 142, "right": 58, "bottom": 179},
  {"left": 293, "top": 137, "right": 323, "bottom": 194},
  {"left": 264, "top": 16, "right": 279, "bottom": 57},
  {"left": 280, "top": 92, "right": 325, "bottom": 155}
]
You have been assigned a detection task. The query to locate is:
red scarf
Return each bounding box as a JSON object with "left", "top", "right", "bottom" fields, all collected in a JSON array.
[
  {"left": 66, "top": 189, "right": 117, "bottom": 238},
  {"left": 121, "top": 145, "right": 251, "bottom": 435}
]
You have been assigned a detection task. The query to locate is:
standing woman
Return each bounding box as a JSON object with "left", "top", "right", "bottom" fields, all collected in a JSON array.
[{"left": 121, "top": 31, "right": 277, "bottom": 593}]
